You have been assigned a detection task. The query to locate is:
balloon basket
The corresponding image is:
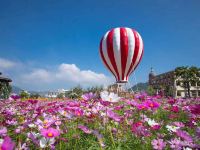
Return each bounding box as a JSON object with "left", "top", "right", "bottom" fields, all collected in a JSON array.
[{"left": 107, "top": 82, "right": 134, "bottom": 98}]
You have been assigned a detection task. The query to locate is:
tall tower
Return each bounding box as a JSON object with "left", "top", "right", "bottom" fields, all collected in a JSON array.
[{"left": 149, "top": 67, "right": 156, "bottom": 85}]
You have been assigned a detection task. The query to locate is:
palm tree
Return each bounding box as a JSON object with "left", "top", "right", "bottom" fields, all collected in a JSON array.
[{"left": 175, "top": 66, "right": 200, "bottom": 98}]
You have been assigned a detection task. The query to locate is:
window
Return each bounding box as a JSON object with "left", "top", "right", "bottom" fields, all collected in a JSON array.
[
  {"left": 177, "top": 91, "right": 181, "bottom": 96},
  {"left": 191, "top": 81, "right": 196, "bottom": 87},
  {"left": 176, "top": 81, "right": 181, "bottom": 86},
  {"left": 191, "top": 91, "right": 197, "bottom": 97},
  {"left": 198, "top": 91, "right": 200, "bottom": 97}
]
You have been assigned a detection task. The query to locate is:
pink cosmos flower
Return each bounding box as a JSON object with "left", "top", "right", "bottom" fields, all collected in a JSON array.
[
  {"left": 172, "top": 122, "right": 185, "bottom": 128},
  {"left": 106, "top": 109, "right": 121, "bottom": 122},
  {"left": 6, "top": 120, "right": 18, "bottom": 126},
  {"left": 82, "top": 92, "right": 96, "bottom": 101},
  {"left": 41, "top": 128, "right": 60, "bottom": 138},
  {"left": 0, "top": 127, "right": 7, "bottom": 136},
  {"left": 0, "top": 136, "right": 15, "bottom": 150},
  {"left": 168, "top": 138, "right": 182, "bottom": 150},
  {"left": 196, "top": 127, "right": 200, "bottom": 138},
  {"left": 78, "top": 125, "right": 92, "bottom": 134},
  {"left": 176, "top": 130, "right": 193, "bottom": 142},
  {"left": 151, "top": 138, "right": 166, "bottom": 150}
]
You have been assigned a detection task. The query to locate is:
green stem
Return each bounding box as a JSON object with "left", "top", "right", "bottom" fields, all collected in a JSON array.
[{"left": 109, "top": 127, "right": 115, "bottom": 148}]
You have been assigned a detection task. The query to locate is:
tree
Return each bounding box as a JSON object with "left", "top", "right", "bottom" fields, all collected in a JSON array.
[
  {"left": 147, "top": 85, "right": 156, "bottom": 96},
  {"left": 86, "top": 86, "right": 103, "bottom": 96},
  {"left": 175, "top": 66, "right": 200, "bottom": 98},
  {"left": 65, "top": 85, "right": 84, "bottom": 99},
  {"left": 20, "top": 90, "right": 30, "bottom": 99},
  {"left": 57, "top": 93, "right": 64, "bottom": 99},
  {"left": 30, "top": 93, "right": 41, "bottom": 99},
  {"left": 0, "top": 82, "right": 12, "bottom": 99},
  {"left": 164, "top": 85, "right": 174, "bottom": 97}
]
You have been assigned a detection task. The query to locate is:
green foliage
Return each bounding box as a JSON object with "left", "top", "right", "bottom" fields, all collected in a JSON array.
[
  {"left": 30, "top": 93, "right": 41, "bottom": 99},
  {"left": 19, "top": 90, "right": 30, "bottom": 99},
  {"left": 147, "top": 85, "right": 156, "bottom": 96},
  {"left": 57, "top": 93, "right": 65, "bottom": 99},
  {"left": 0, "top": 82, "right": 12, "bottom": 99},
  {"left": 130, "top": 82, "right": 148, "bottom": 92},
  {"left": 85, "top": 86, "right": 103, "bottom": 97},
  {"left": 163, "top": 85, "right": 174, "bottom": 97},
  {"left": 175, "top": 66, "right": 200, "bottom": 97},
  {"left": 65, "top": 85, "right": 84, "bottom": 99}
]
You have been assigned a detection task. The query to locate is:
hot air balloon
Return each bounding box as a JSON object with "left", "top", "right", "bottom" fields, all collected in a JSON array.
[{"left": 99, "top": 27, "right": 144, "bottom": 83}]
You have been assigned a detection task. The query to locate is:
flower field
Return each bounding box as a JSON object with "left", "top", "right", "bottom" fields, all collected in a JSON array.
[{"left": 0, "top": 92, "right": 200, "bottom": 150}]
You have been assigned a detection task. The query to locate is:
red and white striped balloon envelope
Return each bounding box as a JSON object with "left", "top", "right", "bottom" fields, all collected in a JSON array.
[{"left": 99, "top": 27, "right": 144, "bottom": 83}]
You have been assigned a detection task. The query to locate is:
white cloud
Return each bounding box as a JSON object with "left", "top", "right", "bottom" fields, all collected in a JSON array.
[
  {"left": 0, "top": 58, "right": 17, "bottom": 69},
  {"left": 56, "top": 63, "right": 111, "bottom": 86},
  {"left": 22, "top": 69, "right": 52, "bottom": 83},
  {"left": 20, "top": 63, "right": 112, "bottom": 90},
  {"left": 0, "top": 57, "right": 113, "bottom": 90}
]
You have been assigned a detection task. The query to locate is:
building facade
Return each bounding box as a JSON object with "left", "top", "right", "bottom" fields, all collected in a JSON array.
[{"left": 149, "top": 68, "right": 200, "bottom": 98}]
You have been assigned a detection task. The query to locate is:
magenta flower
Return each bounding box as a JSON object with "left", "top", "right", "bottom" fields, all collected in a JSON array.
[
  {"left": 151, "top": 125, "right": 161, "bottom": 130},
  {"left": 136, "top": 103, "right": 148, "bottom": 110},
  {"left": 106, "top": 109, "right": 121, "bottom": 122},
  {"left": 10, "top": 94, "right": 20, "bottom": 100},
  {"left": 41, "top": 128, "right": 60, "bottom": 138},
  {"left": 190, "top": 104, "right": 200, "bottom": 115},
  {"left": 168, "top": 99, "right": 176, "bottom": 105},
  {"left": 151, "top": 138, "right": 166, "bottom": 150},
  {"left": 0, "top": 136, "right": 15, "bottom": 150},
  {"left": 131, "top": 122, "right": 150, "bottom": 137},
  {"left": 146, "top": 100, "right": 160, "bottom": 109},
  {"left": 74, "top": 108, "right": 84, "bottom": 116},
  {"left": 78, "top": 125, "right": 92, "bottom": 134},
  {"left": 171, "top": 106, "right": 179, "bottom": 113}
]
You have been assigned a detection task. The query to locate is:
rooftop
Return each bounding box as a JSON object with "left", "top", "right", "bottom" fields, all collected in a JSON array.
[{"left": 0, "top": 72, "right": 12, "bottom": 82}]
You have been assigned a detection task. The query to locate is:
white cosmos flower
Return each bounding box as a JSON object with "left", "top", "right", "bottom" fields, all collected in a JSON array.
[
  {"left": 40, "top": 137, "right": 55, "bottom": 148},
  {"left": 145, "top": 118, "right": 159, "bottom": 127},
  {"left": 183, "top": 147, "right": 192, "bottom": 150},
  {"left": 28, "top": 123, "right": 36, "bottom": 128},
  {"left": 40, "top": 137, "right": 47, "bottom": 148},
  {"left": 0, "top": 139, "right": 3, "bottom": 145},
  {"left": 166, "top": 125, "right": 180, "bottom": 132},
  {"left": 100, "top": 91, "right": 120, "bottom": 103}
]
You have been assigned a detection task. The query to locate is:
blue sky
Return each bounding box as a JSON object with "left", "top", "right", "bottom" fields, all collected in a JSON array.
[{"left": 0, "top": 0, "right": 200, "bottom": 91}]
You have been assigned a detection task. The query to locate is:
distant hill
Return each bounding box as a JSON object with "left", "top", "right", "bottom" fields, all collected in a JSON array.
[
  {"left": 130, "top": 82, "right": 148, "bottom": 91},
  {"left": 12, "top": 85, "right": 23, "bottom": 94}
]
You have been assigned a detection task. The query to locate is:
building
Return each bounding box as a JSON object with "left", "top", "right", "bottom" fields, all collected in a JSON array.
[
  {"left": 0, "top": 72, "right": 12, "bottom": 85},
  {"left": 45, "top": 89, "right": 69, "bottom": 98},
  {"left": 149, "top": 68, "right": 200, "bottom": 98}
]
